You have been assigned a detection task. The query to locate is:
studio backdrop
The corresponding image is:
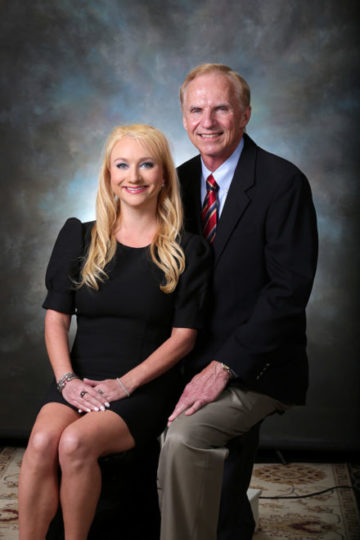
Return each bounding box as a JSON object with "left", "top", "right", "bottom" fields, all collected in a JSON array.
[{"left": 1, "top": 0, "right": 359, "bottom": 450}]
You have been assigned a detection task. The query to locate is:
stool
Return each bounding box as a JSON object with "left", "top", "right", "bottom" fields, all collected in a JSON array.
[
  {"left": 217, "top": 422, "right": 261, "bottom": 540},
  {"left": 46, "top": 439, "right": 160, "bottom": 540}
]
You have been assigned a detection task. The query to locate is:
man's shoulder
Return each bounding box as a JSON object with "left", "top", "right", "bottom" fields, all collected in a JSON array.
[
  {"left": 249, "top": 137, "right": 311, "bottom": 201},
  {"left": 249, "top": 136, "right": 302, "bottom": 176},
  {"left": 177, "top": 154, "right": 201, "bottom": 177}
]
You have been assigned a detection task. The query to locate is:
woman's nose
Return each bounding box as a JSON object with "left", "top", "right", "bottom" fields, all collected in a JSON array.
[{"left": 128, "top": 167, "right": 141, "bottom": 183}]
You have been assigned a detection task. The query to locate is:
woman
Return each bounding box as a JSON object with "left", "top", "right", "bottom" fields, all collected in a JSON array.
[{"left": 18, "top": 124, "right": 211, "bottom": 539}]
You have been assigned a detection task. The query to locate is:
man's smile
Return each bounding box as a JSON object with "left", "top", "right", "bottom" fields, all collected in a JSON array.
[{"left": 198, "top": 132, "right": 223, "bottom": 139}]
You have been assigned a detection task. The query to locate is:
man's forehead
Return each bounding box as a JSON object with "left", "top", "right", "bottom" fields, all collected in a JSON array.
[{"left": 184, "top": 73, "right": 235, "bottom": 105}]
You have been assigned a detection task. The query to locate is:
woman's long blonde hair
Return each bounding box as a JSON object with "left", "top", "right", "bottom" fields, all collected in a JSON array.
[{"left": 79, "top": 124, "right": 185, "bottom": 294}]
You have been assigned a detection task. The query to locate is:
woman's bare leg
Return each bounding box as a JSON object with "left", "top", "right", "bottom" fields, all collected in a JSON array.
[
  {"left": 18, "top": 403, "right": 79, "bottom": 540},
  {"left": 58, "top": 410, "right": 135, "bottom": 540}
]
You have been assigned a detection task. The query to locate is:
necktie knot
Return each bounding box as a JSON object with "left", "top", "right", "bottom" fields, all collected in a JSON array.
[{"left": 206, "top": 174, "right": 219, "bottom": 192}]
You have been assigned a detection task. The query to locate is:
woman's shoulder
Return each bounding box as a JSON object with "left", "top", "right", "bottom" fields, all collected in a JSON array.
[
  {"left": 50, "top": 218, "right": 95, "bottom": 258},
  {"left": 57, "top": 217, "right": 95, "bottom": 243},
  {"left": 61, "top": 217, "right": 95, "bottom": 232}
]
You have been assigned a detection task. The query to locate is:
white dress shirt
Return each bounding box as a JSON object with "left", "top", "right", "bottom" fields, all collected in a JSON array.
[{"left": 200, "top": 137, "right": 244, "bottom": 217}]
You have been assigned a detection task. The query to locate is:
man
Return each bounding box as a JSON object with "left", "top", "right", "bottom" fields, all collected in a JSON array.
[{"left": 157, "top": 64, "right": 318, "bottom": 540}]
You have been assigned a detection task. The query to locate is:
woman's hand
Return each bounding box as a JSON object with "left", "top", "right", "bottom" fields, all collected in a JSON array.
[
  {"left": 83, "top": 378, "right": 130, "bottom": 402},
  {"left": 62, "top": 378, "right": 111, "bottom": 413}
]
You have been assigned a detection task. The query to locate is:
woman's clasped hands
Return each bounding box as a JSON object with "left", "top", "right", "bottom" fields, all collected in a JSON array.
[
  {"left": 61, "top": 376, "right": 131, "bottom": 414},
  {"left": 61, "top": 377, "right": 110, "bottom": 413}
]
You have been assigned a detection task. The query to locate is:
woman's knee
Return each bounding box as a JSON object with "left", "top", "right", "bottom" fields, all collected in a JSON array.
[
  {"left": 26, "top": 427, "right": 60, "bottom": 465},
  {"left": 58, "top": 426, "right": 94, "bottom": 470}
]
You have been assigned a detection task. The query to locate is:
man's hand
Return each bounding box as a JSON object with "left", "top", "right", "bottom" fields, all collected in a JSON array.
[{"left": 167, "top": 360, "right": 230, "bottom": 425}]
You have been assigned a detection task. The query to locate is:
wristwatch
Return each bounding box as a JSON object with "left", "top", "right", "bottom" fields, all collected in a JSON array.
[{"left": 221, "top": 363, "right": 236, "bottom": 379}]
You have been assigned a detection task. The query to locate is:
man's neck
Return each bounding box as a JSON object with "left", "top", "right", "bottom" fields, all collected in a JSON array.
[
  {"left": 201, "top": 137, "right": 245, "bottom": 173},
  {"left": 201, "top": 139, "right": 244, "bottom": 172}
]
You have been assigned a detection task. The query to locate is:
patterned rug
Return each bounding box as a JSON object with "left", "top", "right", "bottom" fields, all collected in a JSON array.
[
  {"left": 1, "top": 447, "right": 359, "bottom": 539},
  {"left": 0, "top": 447, "right": 22, "bottom": 540},
  {"left": 251, "top": 462, "right": 360, "bottom": 539}
]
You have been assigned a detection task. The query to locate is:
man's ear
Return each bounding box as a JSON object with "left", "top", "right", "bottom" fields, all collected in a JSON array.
[
  {"left": 241, "top": 106, "right": 252, "bottom": 128},
  {"left": 182, "top": 114, "right": 188, "bottom": 131}
]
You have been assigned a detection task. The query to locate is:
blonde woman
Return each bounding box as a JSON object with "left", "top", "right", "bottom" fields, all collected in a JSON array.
[{"left": 18, "top": 124, "right": 211, "bottom": 540}]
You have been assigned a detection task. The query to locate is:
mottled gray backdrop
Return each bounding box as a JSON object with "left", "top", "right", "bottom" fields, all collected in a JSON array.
[{"left": 1, "top": 0, "right": 359, "bottom": 449}]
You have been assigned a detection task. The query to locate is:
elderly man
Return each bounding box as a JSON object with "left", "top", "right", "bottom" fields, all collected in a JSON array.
[{"left": 158, "top": 64, "right": 318, "bottom": 540}]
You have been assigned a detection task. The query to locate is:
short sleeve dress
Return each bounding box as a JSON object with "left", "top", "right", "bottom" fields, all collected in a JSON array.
[{"left": 42, "top": 218, "right": 211, "bottom": 445}]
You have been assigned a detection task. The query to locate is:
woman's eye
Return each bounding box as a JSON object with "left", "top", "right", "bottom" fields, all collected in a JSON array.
[
  {"left": 116, "top": 162, "right": 128, "bottom": 169},
  {"left": 141, "top": 161, "right": 155, "bottom": 169}
]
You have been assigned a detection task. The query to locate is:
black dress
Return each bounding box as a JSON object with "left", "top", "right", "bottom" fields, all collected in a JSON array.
[{"left": 42, "top": 218, "right": 211, "bottom": 445}]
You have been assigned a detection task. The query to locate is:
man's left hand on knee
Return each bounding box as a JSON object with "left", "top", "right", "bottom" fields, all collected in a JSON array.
[{"left": 167, "top": 361, "right": 230, "bottom": 425}]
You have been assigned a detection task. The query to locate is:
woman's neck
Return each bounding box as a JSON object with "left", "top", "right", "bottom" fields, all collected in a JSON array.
[{"left": 114, "top": 207, "right": 158, "bottom": 248}]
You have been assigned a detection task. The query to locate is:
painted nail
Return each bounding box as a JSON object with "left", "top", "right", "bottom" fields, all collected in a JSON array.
[
  {"left": 100, "top": 406, "right": 105, "bottom": 411},
  {"left": 94, "top": 407, "right": 99, "bottom": 411},
  {"left": 105, "top": 402, "right": 110, "bottom": 408},
  {"left": 78, "top": 409, "right": 82, "bottom": 414}
]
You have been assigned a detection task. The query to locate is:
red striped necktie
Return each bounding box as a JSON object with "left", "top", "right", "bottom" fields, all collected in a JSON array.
[{"left": 201, "top": 174, "right": 219, "bottom": 243}]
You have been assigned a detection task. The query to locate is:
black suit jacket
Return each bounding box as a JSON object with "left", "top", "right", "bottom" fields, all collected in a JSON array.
[{"left": 178, "top": 134, "right": 318, "bottom": 405}]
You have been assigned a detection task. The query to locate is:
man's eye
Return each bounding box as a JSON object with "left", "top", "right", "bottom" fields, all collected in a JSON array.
[{"left": 190, "top": 108, "right": 201, "bottom": 114}]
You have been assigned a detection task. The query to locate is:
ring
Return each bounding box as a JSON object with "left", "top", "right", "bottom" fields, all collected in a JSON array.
[
  {"left": 80, "top": 391, "right": 87, "bottom": 398},
  {"left": 97, "top": 389, "right": 104, "bottom": 395}
]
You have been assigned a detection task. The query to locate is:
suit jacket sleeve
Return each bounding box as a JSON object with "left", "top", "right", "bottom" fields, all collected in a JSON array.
[{"left": 215, "top": 168, "right": 318, "bottom": 385}]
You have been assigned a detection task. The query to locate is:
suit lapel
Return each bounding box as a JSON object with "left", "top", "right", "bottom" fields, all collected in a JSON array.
[{"left": 213, "top": 135, "right": 257, "bottom": 262}]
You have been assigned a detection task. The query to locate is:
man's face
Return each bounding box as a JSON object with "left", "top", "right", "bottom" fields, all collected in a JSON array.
[{"left": 182, "top": 73, "right": 251, "bottom": 171}]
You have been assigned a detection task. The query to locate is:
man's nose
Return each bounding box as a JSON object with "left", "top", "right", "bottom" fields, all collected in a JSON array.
[{"left": 201, "top": 109, "right": 215, "bottom": 128}]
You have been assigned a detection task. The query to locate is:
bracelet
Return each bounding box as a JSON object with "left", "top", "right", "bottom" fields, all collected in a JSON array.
[
  {"left": 116, "top": 378, "right": 130, "bottom": 397},
  {"left": 56, "top": 372, "right": 79, "bottom": 392}
]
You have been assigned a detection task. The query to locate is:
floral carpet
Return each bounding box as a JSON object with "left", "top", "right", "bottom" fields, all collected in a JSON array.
[
  {"left": 0, "top": 447, "right": 22, "bottom": 540},
  {"left": 0, "top": 447, "right": 359, "bottom": 539},
  {"left": 251, "top": 462, "right": 360, "bottom": 539}
]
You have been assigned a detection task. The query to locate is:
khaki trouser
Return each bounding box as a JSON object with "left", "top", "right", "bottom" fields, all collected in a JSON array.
[{"left": 157, "top": 386, "right": 288, "bottom": 540}]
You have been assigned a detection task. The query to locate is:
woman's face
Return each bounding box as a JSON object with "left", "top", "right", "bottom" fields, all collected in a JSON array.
[{"left": 109, "top": 136, "right": 164, "bottom": 212}]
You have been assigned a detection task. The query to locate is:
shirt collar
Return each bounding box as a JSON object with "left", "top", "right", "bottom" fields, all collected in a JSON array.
[{"left": 201, "top": 137, "right": 244, "bottom": 190}]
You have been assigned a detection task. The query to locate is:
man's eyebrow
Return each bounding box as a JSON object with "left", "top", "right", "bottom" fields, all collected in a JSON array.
[{"left": 189, "top": 102, "right": 230, "bottom": 109}]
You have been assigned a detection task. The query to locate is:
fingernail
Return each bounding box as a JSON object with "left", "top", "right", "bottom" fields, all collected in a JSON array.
[
  {"left": 78, "top": 409, "right": 82, "bottom": 414},
  {"left": 105, "top": 402, "right": 110, "bottom": 408},
  {"left": 94, "top": 407, "right": 99, "bottom": 411},
  {"left": 87, "top": 408, "right": 91, "bottom": 412},
  {"left": 100, "top": 406, "right": 105, "bottom": 411}
]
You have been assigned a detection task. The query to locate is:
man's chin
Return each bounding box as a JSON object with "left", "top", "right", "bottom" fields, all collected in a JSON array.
[{"left": 196, "top": 141, "right": 224, "bottom": 156}]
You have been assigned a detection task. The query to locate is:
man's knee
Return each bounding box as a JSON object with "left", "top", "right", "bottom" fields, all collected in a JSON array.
[{"left": 164, "top": 413, "right": 211, "bottom": 452}]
